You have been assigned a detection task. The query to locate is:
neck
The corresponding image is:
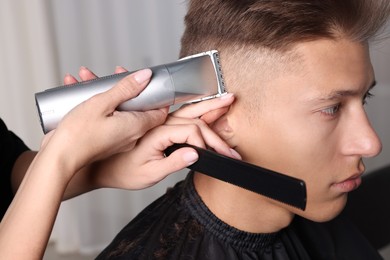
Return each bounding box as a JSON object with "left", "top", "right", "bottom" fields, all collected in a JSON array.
[{"left": 193, "top": 171, "right": 294, "bottom": 233}]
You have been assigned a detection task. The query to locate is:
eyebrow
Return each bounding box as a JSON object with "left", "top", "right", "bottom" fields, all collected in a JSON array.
[{"left": 315, "top": 80, "right": 376, "bottom": 102}]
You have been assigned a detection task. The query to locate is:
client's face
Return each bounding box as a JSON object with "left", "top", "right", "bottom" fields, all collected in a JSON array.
[{"left": 228, "top": 39, "right": 382, "bottom": 222}]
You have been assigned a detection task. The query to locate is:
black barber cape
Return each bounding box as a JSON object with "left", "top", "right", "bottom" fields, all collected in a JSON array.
[
  {"left": 97, "top": 172, "right": 382, "bottom": 260},
  {"left": 0, "top": 118, "right": 30, "bottom": 220}
]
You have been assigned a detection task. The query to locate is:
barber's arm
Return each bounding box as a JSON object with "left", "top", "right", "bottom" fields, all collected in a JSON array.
[{"left": 11, "top": 151, "right": 36, "bottom": 195}]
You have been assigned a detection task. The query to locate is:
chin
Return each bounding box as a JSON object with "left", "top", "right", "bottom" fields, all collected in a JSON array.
[
  {"left": 309, "top": 211, "right": 343, "bottom": 223},
  {"left": 299, "top": 197, "right": 348, "bottom": 223}
]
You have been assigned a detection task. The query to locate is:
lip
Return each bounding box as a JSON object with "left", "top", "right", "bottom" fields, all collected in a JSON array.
[{"left": 331, "top": 173, "right": 363, "bottom": 193}]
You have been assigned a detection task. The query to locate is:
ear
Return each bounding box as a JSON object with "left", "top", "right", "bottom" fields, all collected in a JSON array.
[{"left": 210, "top": 114, "right": 237, "bottom": 146}]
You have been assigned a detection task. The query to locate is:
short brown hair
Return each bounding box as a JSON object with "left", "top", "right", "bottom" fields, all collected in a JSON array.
[{"left": 180, "top": 0, "right": 390, "bottom": 57}]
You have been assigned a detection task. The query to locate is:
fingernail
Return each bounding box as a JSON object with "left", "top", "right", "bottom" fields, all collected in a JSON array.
[
  {"left": 183, "top": 151, "right": 199, "bottom": 165},
  {"left": 221, "top": 93, "right": 234, "bottom": 100},
  {"left": 133, "top": 68, "right": 152, "bottom": 84},
  {"left": 230, "top": 148, "right": 242, "bottom": 160},
  {"left": 80, "top": 66, "right": 88, "bottom": 71}
]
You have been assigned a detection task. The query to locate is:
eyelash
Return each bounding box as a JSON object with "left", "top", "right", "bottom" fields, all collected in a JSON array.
[
  {"left": 363, "top": 90, "right": 374, "bottom": 105},
  {"left": 321, "top": 104, "right": 341, "bottom": 117},
  {"left": 320, "top": 90, "right": 374, "bottom": 117}
]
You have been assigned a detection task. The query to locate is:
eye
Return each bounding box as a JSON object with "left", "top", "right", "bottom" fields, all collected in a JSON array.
[
  {"left": 321, "top": 104, "right": 340, "bottom": 117},
  {"left": 363, "top": 90, "right": 374, "bottom": 105}
]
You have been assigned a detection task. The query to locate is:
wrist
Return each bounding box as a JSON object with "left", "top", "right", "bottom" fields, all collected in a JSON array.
[{"left": 36, "top": 146, "right": 77, "bottom": 185}]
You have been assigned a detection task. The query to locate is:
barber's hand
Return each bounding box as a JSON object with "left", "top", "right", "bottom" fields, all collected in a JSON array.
[
  {"left": 92, "top": 116, "right": 241, "bottom": 190},
  {"left": 42, "top": 68, "right": 167, "bottom": 178}
]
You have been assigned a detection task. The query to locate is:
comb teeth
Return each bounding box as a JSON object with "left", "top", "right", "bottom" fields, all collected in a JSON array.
[{"left": 164, "top": 144, "right": 307, "bottom": 210}]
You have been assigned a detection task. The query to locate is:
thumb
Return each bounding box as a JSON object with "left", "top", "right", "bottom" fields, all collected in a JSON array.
[
  {"left": 99, "top": 69, "right": 152, "bottom": 114},
  {"left": 150, "top": 148, "right": 199, "bottom": 179}
]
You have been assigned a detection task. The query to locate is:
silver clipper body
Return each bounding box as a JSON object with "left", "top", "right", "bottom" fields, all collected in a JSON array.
[{"left": 35, "top": 50, "right": 226, "bottom": 133}]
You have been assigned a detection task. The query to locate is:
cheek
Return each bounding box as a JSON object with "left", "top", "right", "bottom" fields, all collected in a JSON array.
[
  {"left": 237, "top": 114, "right": 337, "bottom": 179},
  {"left": 273, "top": 120, "right": 342, "bottom": 196},
  {"left": 235, "top": 114, "right": 344, "bottom": 206},
  {"left": 275, "top": 124, "right": 348, "bottom": 221}
]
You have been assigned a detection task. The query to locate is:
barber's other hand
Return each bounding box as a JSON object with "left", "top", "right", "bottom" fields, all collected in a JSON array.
[{"left": 92, "top": 116, "right": 241, "bottom": 190}]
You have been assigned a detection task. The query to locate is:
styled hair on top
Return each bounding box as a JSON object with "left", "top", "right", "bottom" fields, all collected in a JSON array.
[{"left": 179, "top": 0, "right": 390, "bottom": 57}]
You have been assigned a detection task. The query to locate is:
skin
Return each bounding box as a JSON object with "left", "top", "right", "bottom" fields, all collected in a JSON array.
[
  {"left": 194, "top": 38, "right": 382, "bottom": 233},
  {"left": 1, "top": 68, "right": 240, "bottom": 259}
]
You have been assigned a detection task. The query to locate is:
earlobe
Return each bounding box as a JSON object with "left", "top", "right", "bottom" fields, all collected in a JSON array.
[{"left": 211, "top": 114, "right": 236, "bottom": 146}]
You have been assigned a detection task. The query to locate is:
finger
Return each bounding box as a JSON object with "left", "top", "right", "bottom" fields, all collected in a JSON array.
[
  {"left": 79, "top": 66, "right": 98, "bottom": 81},
  {"left": 199, "top": 107, "right": 229, "bottom": 124},
  {"left": 93, "top": 69, "right": 152, "bottom": 114},
  {"left": 139, "top": 124, "right": 207, "bottom": 153},
  {"left": 63, "top": 73, "right": 78, "bottom": 85},
  {"left": 164, "top": 117, "right": 240, "bottom": 159},
  {"left": 171, "top": 93, "right": 234, "bottom": 119},
  {"left": 115, "top": 66, "right": 128, "bottom": 74},
  {"left": 115, "top": 109, "right": 168, "bottom": 141}
]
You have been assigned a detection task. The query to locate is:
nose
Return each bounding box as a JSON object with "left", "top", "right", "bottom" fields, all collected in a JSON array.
[{"left": 343, "top": 109, "right": 382, "bottom": 158}]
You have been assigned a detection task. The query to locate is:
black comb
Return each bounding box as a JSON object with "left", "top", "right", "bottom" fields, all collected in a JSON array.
[{"left": 165, "top": 143, "right": 307, "bottom": 210}]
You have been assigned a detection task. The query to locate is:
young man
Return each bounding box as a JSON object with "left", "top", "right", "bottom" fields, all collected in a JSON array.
[{"left": 96, "top": 0, "right": 390, "bottom": 259}]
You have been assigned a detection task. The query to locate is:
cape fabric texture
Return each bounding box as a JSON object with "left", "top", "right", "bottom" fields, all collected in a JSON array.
[
  {"left": 0, "top": 118, "right": 30, "bottom": 220},
  {"left": 97, "top": 172, "right": 381, "bottom": 260}
]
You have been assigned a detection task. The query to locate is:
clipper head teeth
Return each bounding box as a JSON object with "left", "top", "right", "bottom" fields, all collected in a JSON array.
[{"left": 211, "top": 50, "right": 226, "bottom": 94}]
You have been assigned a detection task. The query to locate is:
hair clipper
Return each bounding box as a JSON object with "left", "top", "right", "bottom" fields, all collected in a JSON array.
[{"left": 35, "top": 50, "right": 226, "bottom": 133}]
